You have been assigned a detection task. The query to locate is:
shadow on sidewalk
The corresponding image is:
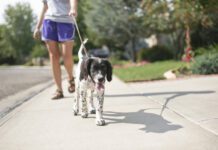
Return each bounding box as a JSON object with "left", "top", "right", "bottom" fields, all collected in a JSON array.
[
  {"left": 104, "top": 109, "right": 182, "bottom": 133},
  {"left": 105, "top": 90, "right": 215, "bottom": 115},
  {"left": 105, "top": 90, "right": 214, "bottom": 98}
]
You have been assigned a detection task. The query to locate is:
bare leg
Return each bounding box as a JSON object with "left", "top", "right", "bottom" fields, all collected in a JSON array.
[
  {"left": 61, "top": 41, "right": 74, "bottom": 80},
  {"left": 45, "top": 41, "right": 62, "bottom": 92}
]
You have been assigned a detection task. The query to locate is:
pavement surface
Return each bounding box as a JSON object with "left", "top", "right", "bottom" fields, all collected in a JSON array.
[
  {"left": 129, "top": 75, "right": 218, "bottom": 135},
  {"left": 0, "top": 75, "right": 218, "bottom": 150}
]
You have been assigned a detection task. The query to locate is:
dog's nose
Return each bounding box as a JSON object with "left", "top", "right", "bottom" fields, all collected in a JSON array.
[{"left": 98, "top": 78, "right": 104, "bottom": 82}]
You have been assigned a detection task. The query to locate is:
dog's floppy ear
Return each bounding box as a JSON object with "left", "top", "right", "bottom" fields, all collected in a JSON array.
[
  {"left": 80, "top": 58, "right": 93, "bottom": 81},
  {"left": 105, "top": 60, "right": 113, "bottom": 82},
  {"left": 86, "top": 58, "right": 93, "bottom": 77}
]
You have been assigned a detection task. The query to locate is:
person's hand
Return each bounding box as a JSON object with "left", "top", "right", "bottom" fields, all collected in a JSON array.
[
  {"left": 33, "top": 28, "right": 41, "bottom": 40},
  {"left": 69, "top": 8, "right": 78, "bottom": 18}
]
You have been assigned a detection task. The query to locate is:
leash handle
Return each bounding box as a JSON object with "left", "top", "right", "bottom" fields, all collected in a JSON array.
[{"left": 72, "top": 16, "right": 88, "bottom": 56}]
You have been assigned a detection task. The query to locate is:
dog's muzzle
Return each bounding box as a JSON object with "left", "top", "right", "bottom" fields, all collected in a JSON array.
[
  {"left": 96, "top": 78, "right": 105, "bottom": 91},
  {"left": 96, "top": 83, "right": 104, "bottom": 91}
]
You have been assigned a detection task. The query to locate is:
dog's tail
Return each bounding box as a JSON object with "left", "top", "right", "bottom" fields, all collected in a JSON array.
[{"left": 78, "top": 38, "right": 88, "bottom": 59}]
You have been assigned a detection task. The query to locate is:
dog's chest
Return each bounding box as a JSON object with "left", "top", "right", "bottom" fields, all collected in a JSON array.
[{"left": 87, "top": 77, "right": 95, "bottom": 88}]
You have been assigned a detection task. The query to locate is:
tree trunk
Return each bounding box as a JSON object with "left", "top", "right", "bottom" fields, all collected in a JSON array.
[{"left": 183, "top": 25, "right": 192, "bottom": 62}]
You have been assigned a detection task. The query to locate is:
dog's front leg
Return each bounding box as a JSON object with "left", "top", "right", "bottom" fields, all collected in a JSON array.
[
  {"left": 80, "top": 81, "right": 88, "bottom": 118},
  {"left": 96, "top": 91, "right": 105, "bottom": 126},
  {"left": 88, "top": 89, "right": 96, "bottom": 114},
  {"left": 73, "top": 85, "right": 80, "bottom": 116}
]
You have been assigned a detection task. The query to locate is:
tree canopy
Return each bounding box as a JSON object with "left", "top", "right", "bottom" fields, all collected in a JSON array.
[
  {"left": 83, "top": 0, "right": 218, "bottom": 60},
  {"left": 0, "top": 2, "right": 35, "bottom": 64},
  {"left": 84, "top": 0, "right": 145, "bottom": 61},
  {"left": 0, "top": 1, "right": 217, "bottom": 64}
]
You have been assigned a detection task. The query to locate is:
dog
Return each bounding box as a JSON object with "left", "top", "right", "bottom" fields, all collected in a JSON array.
[{"left": 73, "top": 39, "right": 113, "bottom": 126}]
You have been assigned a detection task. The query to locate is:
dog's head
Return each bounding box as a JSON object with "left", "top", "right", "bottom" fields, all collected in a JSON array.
[{"left": 80, "top": 58, "right": 112, "bottom": 90}]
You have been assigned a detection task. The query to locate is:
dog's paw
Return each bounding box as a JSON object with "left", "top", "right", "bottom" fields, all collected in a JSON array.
[
  {"left": 81, "top": 113, "right": 88, "bottom": 118},
  {"left": 89, "top": 109, "right": 96, "bottom": 114},
  {"left": 73, "top": 109, "right": 79, "bottom": 116},
  {"left": 96, "top": 119, "right": 106, "bottom": 126}
]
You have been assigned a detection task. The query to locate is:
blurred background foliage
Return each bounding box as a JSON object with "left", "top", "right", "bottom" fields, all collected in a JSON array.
[
  {"left": 0, "top": 3, "right": 35, "bottom": 64},
  {"left": 0, "top": 0, "right": 217, "bottom": 68}
]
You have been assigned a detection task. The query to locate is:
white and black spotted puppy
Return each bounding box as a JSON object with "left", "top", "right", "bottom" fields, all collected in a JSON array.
[{"left": 73, "top": 40, "right": 112, "bottom": 126}]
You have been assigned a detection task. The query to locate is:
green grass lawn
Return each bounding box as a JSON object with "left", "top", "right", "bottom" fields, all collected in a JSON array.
[{"left": 114, "top": 61, "right": 187, "bottom": 82}]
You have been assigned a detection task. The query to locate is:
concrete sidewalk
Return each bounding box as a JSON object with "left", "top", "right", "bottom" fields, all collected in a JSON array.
[
  {"left": 0, "top": 76, "right": 218, "bottom": 150},
  {"left": 129, "top": 75, "right": 218, "bottom": 135}
]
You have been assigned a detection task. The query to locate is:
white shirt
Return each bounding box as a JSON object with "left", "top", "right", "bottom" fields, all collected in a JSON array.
[{"left": 43, "top": 0, "right": 74, "bottom": 23}]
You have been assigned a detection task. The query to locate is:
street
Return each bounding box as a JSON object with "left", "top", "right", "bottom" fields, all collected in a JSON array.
[{"left": 0, "top": 66, "right": 52, "bottom": 100}]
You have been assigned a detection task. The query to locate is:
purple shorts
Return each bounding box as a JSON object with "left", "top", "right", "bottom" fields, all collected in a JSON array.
[{"left": 42, "top": 19, "right": 75, "bottom": 42}]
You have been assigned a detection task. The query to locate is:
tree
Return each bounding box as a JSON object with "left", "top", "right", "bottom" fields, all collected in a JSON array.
[
  {"left": 0, "top": 25, "right": 15, "bottom": 64},
  {"left": 191, "top": 0, "right": 218, "bottom": 49},
  {"left": 3, "top": 2, "right": 35, "bottom": 63},
  {"left": 141, "top": 0, "right": 217, "bottom": 60},
  {"left": 84, "top": 0, "right": 146, "bottom": 62},
  {"left": 81, "top": 0, "right": 217, "bottom": 61}
]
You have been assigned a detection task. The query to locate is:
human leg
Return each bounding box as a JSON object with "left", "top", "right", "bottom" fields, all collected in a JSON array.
[
  {"left": 61, "top": 41, "right": 75, "bottom": 93},
  {"left": 61, "top": 41, "right": 74, "bottom": 80},
  {"left": 45, "top": 41, "right": 63, "bottom": 98}
]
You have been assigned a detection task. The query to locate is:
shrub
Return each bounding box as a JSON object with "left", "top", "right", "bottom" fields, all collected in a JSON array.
[
  {"left": 194, "top": 44, "right": 218, "bottom": 56},
  {"left": 191, "top": 53, "right": 218, "bottom": 74},
  {"left": 137, "top": 45, "right": 173, "bottom": 62}
]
